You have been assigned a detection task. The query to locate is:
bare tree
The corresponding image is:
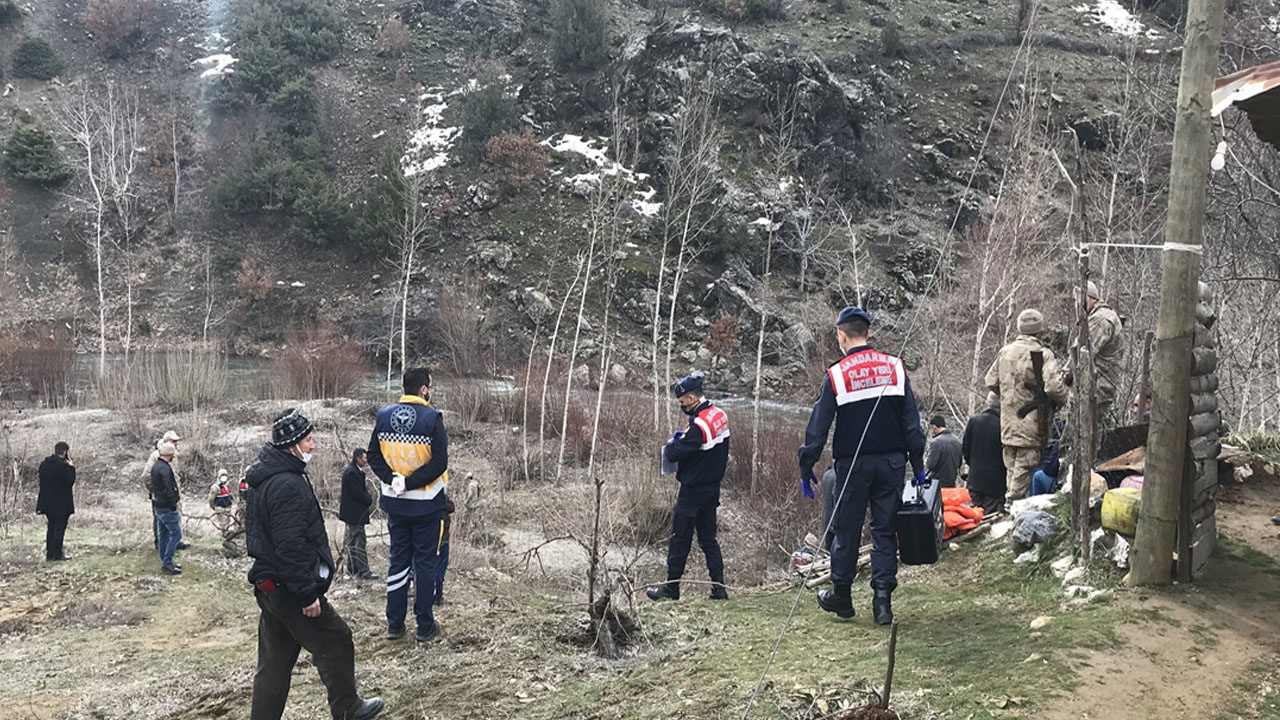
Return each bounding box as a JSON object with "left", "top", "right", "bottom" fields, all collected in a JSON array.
[
  {"left": 780, "top": 176, "right": 831, "bottom": 295},
  {"left": 388, "top": 105, "right": 435, "bottom": 376},
  {"left": 49, "top": 82, "right": 142, "bottom": 373},
  {"left": 653, "top": 79, "right": 723, "bottom": 430}
]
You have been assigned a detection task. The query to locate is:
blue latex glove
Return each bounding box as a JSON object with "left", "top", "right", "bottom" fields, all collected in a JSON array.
[
  {"left": 913, "top": 469, "right": 928, "bottom": 487},
  {"left": 668, "top": 430, "right": 684, "bottom": 444},
  {"left": 801, "top": 475, "right": 816, "bottom": 499}
]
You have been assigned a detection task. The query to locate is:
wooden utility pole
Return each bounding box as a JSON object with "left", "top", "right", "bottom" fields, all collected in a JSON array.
[
  {"left": 1072, "top": 250, "right": 1096, "bottom": 563},
  {"left": 1136, "top": 330, "right": 1154, "bottom": 423},
  {"left": 1130, "top": 0, "right": 1225, "bottom": 586}
]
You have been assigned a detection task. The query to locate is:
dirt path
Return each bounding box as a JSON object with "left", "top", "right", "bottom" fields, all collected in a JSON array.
[{"left": 1039, "top": 477, "right": 1280, "bottom": 720}]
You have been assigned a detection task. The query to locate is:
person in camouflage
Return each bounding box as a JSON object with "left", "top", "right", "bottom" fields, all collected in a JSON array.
[
  {"left": 1087, "top": 281, "right": 1124, "bottom": 430},
  {"left": 984, "top": 309, "right": 1070, "bottom": 504}
]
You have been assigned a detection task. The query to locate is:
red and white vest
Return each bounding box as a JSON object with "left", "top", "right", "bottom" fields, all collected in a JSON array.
[
  {"left": 828, "top": 349, "right": 907, "bottom": 406},
  {"left": 692, "top": 405, "right": 731, "bottom": 450}
]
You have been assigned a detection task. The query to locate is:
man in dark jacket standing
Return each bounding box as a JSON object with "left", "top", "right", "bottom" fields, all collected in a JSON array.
[
  {"left": 246, "top": 409, "right": 383, "bottom": 720},
  {"left": 151, "top": 441, "right": 183, "bottom": 575},
  {"left": 961, "top": 392, "right": 1006, "bottom": 515},
  {"left": 367, "top": 368, "right": 449, "bottom": 643},
  {"left": 647, "top": 373, "right": 731, "bottom": 602},
  {"left": 37, "top": 442, "right": 75, "bottom": 562},
  {"left": 338, "top": 449, "right": 374, "bottom": 580},
  {"left": 925, "top": 415, "right": 963, "bottom": 488},
  {"left": 798, "top": 307, "right": 926, "bottom": 626}
]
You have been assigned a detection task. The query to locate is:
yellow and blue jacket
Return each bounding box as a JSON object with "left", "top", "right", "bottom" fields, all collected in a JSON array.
[{"left": 366, "top": 395, "right": 449, "bottom": 517}]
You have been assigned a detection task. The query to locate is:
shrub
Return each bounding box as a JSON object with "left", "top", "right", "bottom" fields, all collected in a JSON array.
[
  {"left": 351, "top": 146, "right": 406, "bottom": 257},
  {"left": 235, "top": 252, "right": 273, "bottom": 305},
  {"left": 82, "top": 0, "right": 158, "bottom": 57},
  {"left": 4, "top": 126, "right": 71, "bottom": 185},
  {"left": 277, "top": 327, "right": 368, "bottom": 399},
  {"left": 232, "top": 0, "right": 342, "bottom": 101},
  {"left": 706, "top": 314, "right": 740, "bottom": 367},
  {"left": 880, "top": 23, "right": 906, "bottom": 58},
  {"left": 485, "top": 128, "right": 549, "bottom": 191},
  {"left": 376, "top": 16, "right": 411, "bottom": 58},
  {"left": 291, "top": 176, "right": 347, "bottom": 246},
  {"left": 11, "top": 37, "right": 63, "bottom": 81},
  {"left": 457, "top": 67, "right": 520, "bottom": 160},
  {"left": 0, "top": 0, "right": 21, "bottom": 26},
  {"left": 1, "top": 336, "right": 74, "bottom": 404},
  {"left": 743, "top": 0, "right": 784, "bottom": 20},
  {"left": 551, "top": 0, "right": 610, "bottom": 70},
  {"left": 268, "top": 75, "right": 320, "bottom": 138}
]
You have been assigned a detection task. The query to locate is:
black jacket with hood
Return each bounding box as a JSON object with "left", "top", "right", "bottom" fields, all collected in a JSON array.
[{"left": 244, "top": 444, "right": 335, "bottom": 606}]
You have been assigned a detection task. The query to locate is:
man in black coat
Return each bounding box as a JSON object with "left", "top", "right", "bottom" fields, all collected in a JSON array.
[
  {"left": 151, "top": 441, "right": 183, "bottom": 575},
  {"left": 925, "top": 415, "right": 964, "bottom": 488},
  {"left": 962, "top": 392, "right": 1007, "bottom": 515},
  {"left": 245, "top": 409, "right": 383, "bottom": 720},
  {"left": 338, "top": 448, "right": 375, "bottom": 580},
  {"left": 647, "top": 373, "right": 731, "bottom": 603},
  {"left": 36, "top": 442, "right": 75, "bottom": 562}
]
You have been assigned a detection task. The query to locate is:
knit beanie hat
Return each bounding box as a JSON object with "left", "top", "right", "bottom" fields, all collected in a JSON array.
[
  {"left": 987, "top": 391, "right": 1000, "bottom": 409},
  {"left": 1086, "top": 280, "right": 1100, "bottom": 300},
  {"left": 1017, "top": 309, "right": 1044, "bottom": 335},
  {"left": 158, "top": 441, "right": 177, "bottom": 458},
  {"left": 271, "top": 408, "right": 313, "bottom": 449}
]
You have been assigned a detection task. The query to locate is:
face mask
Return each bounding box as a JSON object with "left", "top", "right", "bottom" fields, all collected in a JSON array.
[{"left": 300, "top": 452, "right": 312, "bottom": 464}]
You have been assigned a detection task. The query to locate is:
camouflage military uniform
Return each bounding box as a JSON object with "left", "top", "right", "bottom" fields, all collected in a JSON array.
[
  {"left": 984, "top": 335, "right": 1069, "bottom": 502},
  {"left": 1088, "top": 301, "right": 1124, "bottom": 427}
]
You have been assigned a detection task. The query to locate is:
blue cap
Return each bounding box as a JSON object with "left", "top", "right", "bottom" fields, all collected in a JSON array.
[
  {"left": 672, "top": 373, "right": 704, "bottom": 397},
  {"left": 837, "top": 306, "right": 871, "bottom": 327}
]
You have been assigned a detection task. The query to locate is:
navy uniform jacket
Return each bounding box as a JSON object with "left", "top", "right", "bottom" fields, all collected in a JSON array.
[
  {"left": 798, "top": 345, "right": 926, "bottom": 479},
  {"left": 366, "top": 395, "right": 449, "bottom": 518},
  {"left": 663, "top": 401, "right": 730, "bottom": 509}
]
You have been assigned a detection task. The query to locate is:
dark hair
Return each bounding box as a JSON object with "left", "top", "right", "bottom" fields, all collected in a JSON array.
[
  {"left": 838, "top": 318, "right": 870, "bottom": 339},
  {"left": 403, "top": 367, "right": 432, "bottom": 396},
  {"left": 352, "top": 448, "right": 366, "bottom": 463},
  {"left": 54, "top": 441, "right": 69, "bottom": 456},
  {"left": 929, "top": 415, "right": 946, "bottom": 428}
]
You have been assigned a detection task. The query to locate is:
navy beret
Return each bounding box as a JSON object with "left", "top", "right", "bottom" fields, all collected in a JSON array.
[
  {"left": 837, "top": 306, "right": 872, "bottom": 327},
  {"left": 672, "top": 373, "right": 704, "bottom": 397}
]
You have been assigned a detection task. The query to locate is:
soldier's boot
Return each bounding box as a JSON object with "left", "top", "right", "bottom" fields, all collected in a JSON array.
[
  {"left": 873, "top": 588, "right": 894, "bottom": 626},
  {"left": 708, "top": 573, "right": 728, "bottom": 601},
  {"left": 816, "top": 583, "right": 855, "bottom": 619},
  {"left": 646, "top": 580, "right": 680, "bottom": 602}
]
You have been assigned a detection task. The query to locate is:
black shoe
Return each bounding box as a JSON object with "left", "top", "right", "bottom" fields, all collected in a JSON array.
[
  {"left": 352, "top": 697, "right": 385, "bottom": 720},
  {"left": 387, "top": 625, "right": 405, "bottom": 640},
  {"left": 873, "top": 590, "right": 894, "bottom": 626},
  {"left": 176, "top": 542, "right": 190, "bottom": 551},
  {"left": 816, "top": 586, "right": 855, "bottom": 619},
  {"left": 358, "top": 572, "right": 377, "bottom": 581},
  {"left": 416, "top": 622, "right": 441, "bottom": 643},
  {"left": 161, "top": 565, "right": 182, "bottom": 575},
  {"left": 646, "top": 581, "right": 680, "bottom": 602},
  {"left": 708, "top": 583, "right": 728, "bottom": 601},
  {"left": 432, "top": 597, "right": 444, "bottom": 607},
  {"left": 1272, "top": 515, "right": 1280, "bottom": 527},
  {"left": 55, "top": 554, "right": 71, "bottom": 561}
]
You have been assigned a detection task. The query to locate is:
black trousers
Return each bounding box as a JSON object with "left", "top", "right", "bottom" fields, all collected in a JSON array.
[
  {"left": 45, "top": 514, "right": 69, "bottom": 560},
  {"left": 344, "top": 523, "right": 370, "bottom": 577},
  {"left": 665, "top": 491, "right": 724, "bottom": 582},
  {"left": 829, "top": 453, "right": 903, "bottom": 590},
  {"left": 250, "top": 589, "right": 360, "bottom": 720}
]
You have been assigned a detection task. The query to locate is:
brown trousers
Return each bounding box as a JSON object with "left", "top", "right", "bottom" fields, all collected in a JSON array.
[
  {"left": 1003, "top": 446, "right": 1042, "bottom": 504},
  {"left": 250, "top": 589, "right": 360, "bottom": 720}
]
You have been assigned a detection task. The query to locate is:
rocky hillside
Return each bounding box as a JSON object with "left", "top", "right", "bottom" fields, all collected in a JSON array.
[{"left": 1, "top": 0, "right": 1274, "bottom": 398}]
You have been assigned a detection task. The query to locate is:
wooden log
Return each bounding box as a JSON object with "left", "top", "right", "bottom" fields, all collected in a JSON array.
[
  {"left": 1190, "top": 374, "right": 1219, "bottom": 394},
  {"left": 1195, "top": 302, "right": 1215, "bottom": 327},
  {"left": 1190, "top": 433, "right": 1220, "bottom": 460},
  {"left": 1191, "top": 497, "right": 1215, "bottom": 526},
  {"left": 1194, "top": 325, "right": 1216, "bottom": 349},
  {"left": 1192, "top": 462, "right": 1217, "bottom": 500},
  {"left": 1192, "top": 347, "right": 1217, "bottom": 375},
  {"left": 1190, "top": 411, "right": 1221, "bottom": 438},
  {"left": 1190, "top": 393, "right": 1218, "bottom": 416},
  {"left": 1191, "top": 516, "right": 1216, "bottom": 572}
]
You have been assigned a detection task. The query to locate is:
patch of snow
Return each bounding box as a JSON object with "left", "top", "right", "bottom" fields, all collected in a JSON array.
[
  {"left": 194, "top": 54, "right": 237, "bottom": 78},
  {"left": 544, "top": 133, "right": 662, "bottom": 218},
  {"left": 403, "top": 87, "right": 461, "bottom": 177},
  {"left": 290, "top": 281, "right": 306, "bottom": 288},
  {"left": 1075, "top": 0, "right": 1161, "bottom": 38},
  {"left": 372, "top": 130, "right": 386, "bottom": 140}
]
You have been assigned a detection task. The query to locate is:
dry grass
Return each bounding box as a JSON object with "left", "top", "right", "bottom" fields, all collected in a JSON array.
[
  {"left": 0, "top": 335, "right": 74, "bottom": 405},
  {"left": 276, "top": 327, "right": 369, "bottom": 400}
]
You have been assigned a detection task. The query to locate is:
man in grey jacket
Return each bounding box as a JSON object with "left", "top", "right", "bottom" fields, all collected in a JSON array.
[{"left": 925, "top": 415, "right": 963, "bottom": 488}]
